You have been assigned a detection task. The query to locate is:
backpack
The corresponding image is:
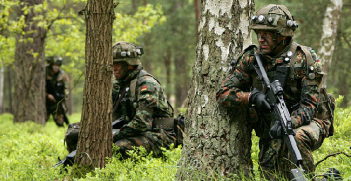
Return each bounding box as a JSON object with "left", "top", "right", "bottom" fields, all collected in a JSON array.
[
  {"left": 286, "top": 43, "right": 336, "bottom": 137},
  {"left": 64, "top": 122, "right": 80, "bottom": 153},
  {"left": 316, "top": 88, "right": 336, "bottom": 137}
]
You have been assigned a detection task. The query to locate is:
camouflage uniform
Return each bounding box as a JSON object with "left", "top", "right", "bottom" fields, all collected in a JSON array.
[
  {"left": 112, "top": 64, "right": 176, "bottom": 158},
  {"left": 65, "top": 41, "right": 176, "bottom": 158},
  {"left": 46, "top": 56, "right": 69, "bottom": 127},
  {"left": 216, "top": 4, "right": 330, "bottom": 180}
]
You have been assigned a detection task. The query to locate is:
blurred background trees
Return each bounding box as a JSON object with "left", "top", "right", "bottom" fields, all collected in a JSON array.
[{"left": 0, "top": 0, "right": 350, "bottom": 119}]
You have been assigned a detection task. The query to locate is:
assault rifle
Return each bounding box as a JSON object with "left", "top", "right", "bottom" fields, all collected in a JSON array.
[
  {"left": 46, "top": 79, "right": 69, "bottom": 125},
  {"left": 253, "top": 53, "right": 307, "bottom": 181}
]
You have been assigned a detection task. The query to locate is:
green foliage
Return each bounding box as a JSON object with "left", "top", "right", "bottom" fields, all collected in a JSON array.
[
  {"left": 1, "top": 103, "right": 350, "bottom": 180},
  {"left": 114, "top": 4, "right": 166, "bottom": 43},
  {"left": 0, "top": 113, "right": 182, "bottom": 180},
  {"left": 0, "top": 113, "right": 69, "bottom": 180}
]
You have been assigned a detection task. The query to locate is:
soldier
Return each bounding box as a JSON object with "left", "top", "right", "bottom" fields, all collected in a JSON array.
[
  {"left": 46, "top": 56, "right": 69, "bottom": 127},
  {"left": 216, "top": 4, "right": 330, "bottom": 180},
  {"left": 65, "top": 41, "right": 176, "bottom": 158}
]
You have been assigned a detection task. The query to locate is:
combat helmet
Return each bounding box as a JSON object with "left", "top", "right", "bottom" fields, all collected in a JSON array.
[
  {"left": 46, "top": 56, "right": 63, "bottom": 66},
  {"left": 112, "top": 41, "right": 144, "bottom": 65},
  {"left": 249, "top": 4, "right": 298, "bottom": 37}
]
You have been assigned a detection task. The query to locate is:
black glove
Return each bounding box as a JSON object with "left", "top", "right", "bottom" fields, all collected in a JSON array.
[
  {"left": 301, "top": 107, "right": 312, "bottom": 126},
  {"left": 269, "top": 120, "right": 284, "bottom": 139},
  {"left": 249, "top": 88, "right": 271, "bottom": 111}
]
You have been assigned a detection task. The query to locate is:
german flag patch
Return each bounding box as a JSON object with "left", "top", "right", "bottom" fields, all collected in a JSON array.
[{"left": 141, "top": 87, "right": 147, "bottom": 92}]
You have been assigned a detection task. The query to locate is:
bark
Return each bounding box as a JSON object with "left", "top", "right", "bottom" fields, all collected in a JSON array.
[
  {"left": 74, "top": 0, "right": 114, "bottom": 169},
  {"left": 176, "top": 0, "right": 254, "bottom": 180},
  {"left": 0, "top": 60, "right": 4, "bottom": 113},
  {"left": 318, "top": 0, "right": 343, "bottom": 88},
  {"left": 13, "top": 0, "right": 46, "bottom": 125}
]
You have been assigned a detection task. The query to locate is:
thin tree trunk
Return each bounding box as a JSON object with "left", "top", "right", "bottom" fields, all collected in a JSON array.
[
  {"left": 13, "top": 0, "right": 46, "bottom": 125},
  {"left": 0, "top": 60, "right": 4, "bottom": 114},
  {"left": 7, "top": 65, "right": 13, "bottom": 113},
  {"left": 176, "top": 0, "right": 254, "bottom": 180},
  {"left": 318, "top": 0, "right": 343, "bottom": 88},
  {"left": 194, "top": 0, "right": 200, "bottom": 42},
  {"left": 68, "top": 73, "right": 73, "bottom": 115},
  {"left": 74, "top": 0, "right": 114, "bottom": 169},
  {"left": 164, "top": 49, "right": 172, "bottom": 100},
  {"left": 174, "top": 54, "right": 189, "bottom": 110}
]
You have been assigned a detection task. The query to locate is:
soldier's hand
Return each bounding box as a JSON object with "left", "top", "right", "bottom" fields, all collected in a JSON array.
[
  {"left": 47, "top": 94, "right": 57, "bottom": 102},
  {"left": 269, "top": 120, "right": 283, "bottom": 139},
  {"left": 249, "top": 88, "right": 271, "bottom": 111}
]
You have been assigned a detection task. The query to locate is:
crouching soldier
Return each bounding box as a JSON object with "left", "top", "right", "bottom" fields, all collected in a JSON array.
[{"left": 64, "top": 41, "right": 176, "bottom": 160}]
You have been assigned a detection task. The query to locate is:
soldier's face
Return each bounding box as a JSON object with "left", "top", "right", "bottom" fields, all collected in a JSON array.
[
  {"left": 113, "top": 62, "right": 128, "bottom": 80},
  {"left": 52, "top": 64, "right": 60, "bottom": 73},
  {"left": 256, "top": 30, "right": 287, "bottom": 55}
]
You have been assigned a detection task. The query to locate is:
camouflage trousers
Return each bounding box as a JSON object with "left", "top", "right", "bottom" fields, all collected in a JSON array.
[
  {"left": 46, "top": 100, "right": 67, "bottom": 127},
  {"left": 65, "top": 124, "right": 176, "bottom": 158},
  {"left": 258, "top": 121, "right": 324, "bottom": 180},
  {"left": 113, "top": 129, "right": 176, "bottom": 158}
]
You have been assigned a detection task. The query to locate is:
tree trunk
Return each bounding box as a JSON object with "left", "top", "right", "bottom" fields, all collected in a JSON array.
[
  {"left": 74, "top": 0, "right": 114, "bottom": 169},
  {"left": 174, "top": 54, "right": 189, "bottom": 110},
  {"left": 176, "top": 0, "right": 254, "bottom": 180},
  {"left": 6, "top": 65, "right": 13, "bottom": 113},
  {"left": 67, "top": 73, "right": 73, "bottom": 115},
  {"left": 0, "top": 60, "right": 4, "bottom": 114},
  {"left": 318, "top": 0, "right": 343, "bottom": 88},
  {"left": 164, "top": 49, "right": 172, "bottom": 101},
  {"left": 194, "top": 0, "right": 200, "bottom": 42},
  {"left": 13, "top": 0, "right": 46, "bottom": 125}
]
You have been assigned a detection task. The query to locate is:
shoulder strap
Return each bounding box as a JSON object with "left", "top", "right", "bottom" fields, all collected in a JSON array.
[
  {"left": 236, "top": 44, "right": 257, "bottom": 59},
  {"left": 300, "top": 46, "right": 314, "bottom": 67},
  {"left": 288, "top": 42, "right": 315, "bottom": 78},
  {"left": 130, "top": 70, "right": 174, "bottom": 117},
  {"left": 112, "top": 87, "right": 127, "bottom": 113},
  {"left": 130, "top": 70, "right": 151, "bottom": 100}
]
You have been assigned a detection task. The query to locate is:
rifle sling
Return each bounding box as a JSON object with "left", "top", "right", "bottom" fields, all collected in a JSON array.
[{"left": 113, "top": 87, "right": 128, "bottom": 113}]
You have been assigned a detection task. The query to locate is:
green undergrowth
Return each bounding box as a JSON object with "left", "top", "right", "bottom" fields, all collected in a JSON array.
[
  {"left": 0, "top": 113, "right": 182, "bottom": 181},
  {"left": 0, "top": 96, "right": 350, "bottom": 180}
]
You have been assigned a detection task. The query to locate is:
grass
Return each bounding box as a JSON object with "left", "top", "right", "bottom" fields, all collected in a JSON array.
[{"left": 0, "top": 96, "right": 350, "bottom": 180}]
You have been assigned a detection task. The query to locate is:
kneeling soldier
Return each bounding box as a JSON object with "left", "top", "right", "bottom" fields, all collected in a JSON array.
[{"left": 65, "top": 41, "right": 176, "bottom": 159}]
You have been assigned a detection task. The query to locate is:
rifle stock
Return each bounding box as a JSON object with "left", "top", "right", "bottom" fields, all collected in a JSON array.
[{"left": 254, "top": 53, "right": 307, "bottom": 181}]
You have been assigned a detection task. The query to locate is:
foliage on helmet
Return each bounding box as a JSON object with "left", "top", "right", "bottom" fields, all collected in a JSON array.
[
  {"left": 112, "top": 41, "right": 144, "bottom": 66},
  {"left": 249, "top": 4, "right": 298, "bottom": 37}
]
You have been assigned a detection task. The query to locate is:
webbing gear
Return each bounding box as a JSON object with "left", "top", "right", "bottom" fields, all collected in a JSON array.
[
  {"left": 128, "top": 70, "right": 175, "bottom": 129},
  {"left": 130, "top": 70, "right": 174, "bottom": 117},
  {"left": 253, "top": 53, "right": 307, "bottom": 180}
]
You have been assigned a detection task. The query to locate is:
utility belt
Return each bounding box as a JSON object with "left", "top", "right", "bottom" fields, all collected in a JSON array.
[{"left": 153, "top": 117, "right": 174, "bottom": 130}]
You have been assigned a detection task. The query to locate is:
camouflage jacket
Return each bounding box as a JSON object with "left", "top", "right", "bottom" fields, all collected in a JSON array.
[
  {"left": 112, "top": 65, "right": 175, "bottom": 141},
  {"left": 216, "top": 42, "right": 326, "bottom": 138},
  {"left": 46, "top": 66, "right": 69, "bottom": 97}
]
